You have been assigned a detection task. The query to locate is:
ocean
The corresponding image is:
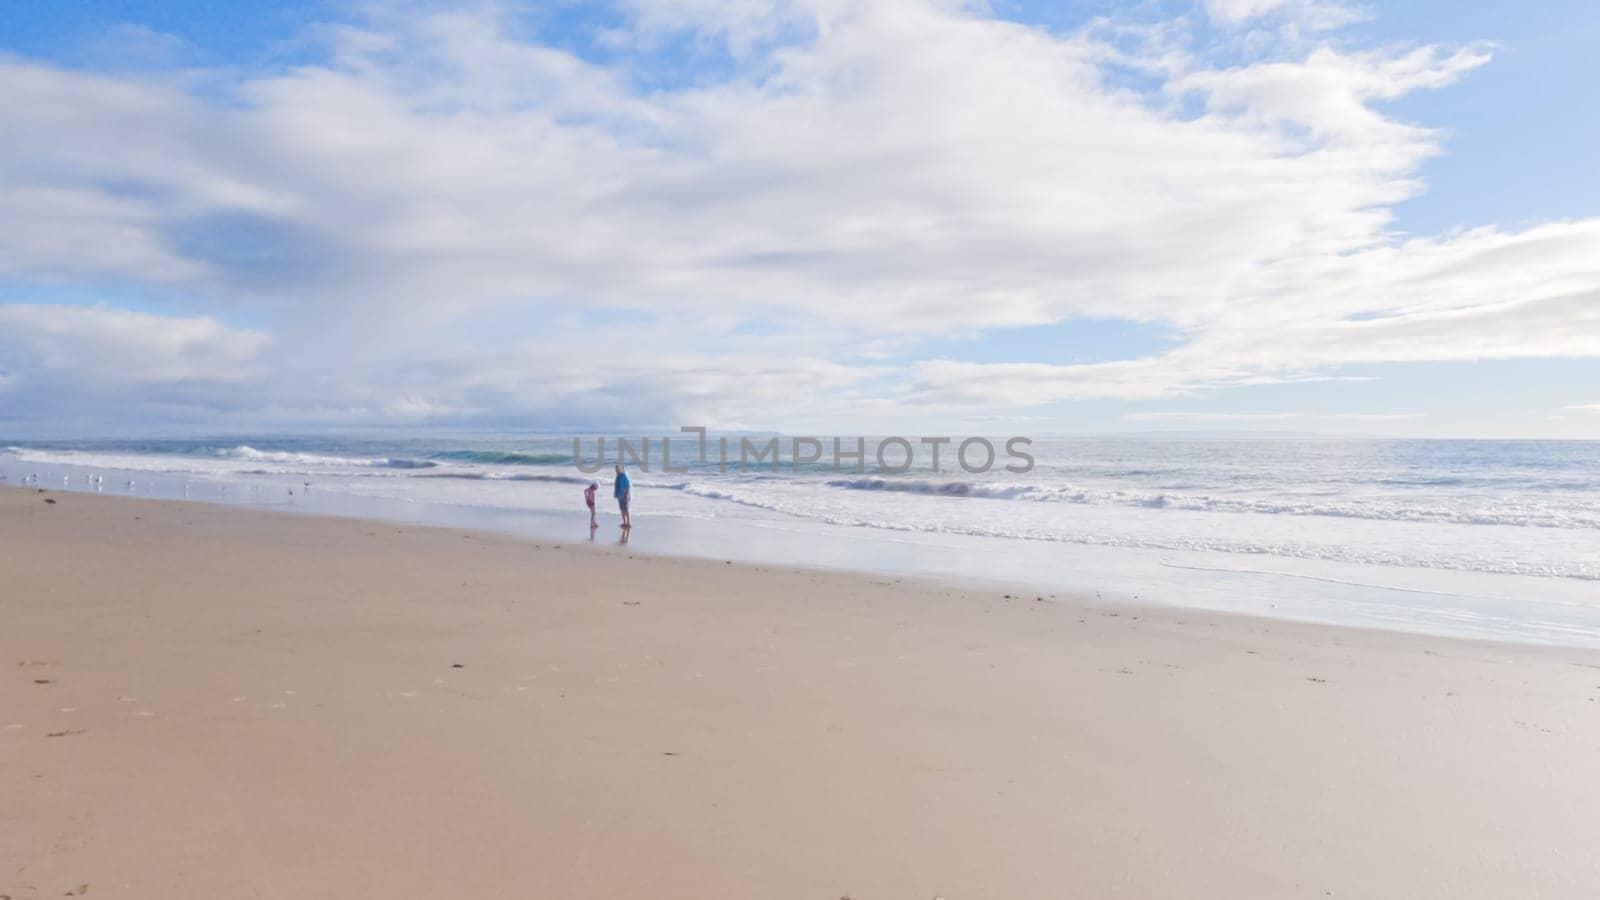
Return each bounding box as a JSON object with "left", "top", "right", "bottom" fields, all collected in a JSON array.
[{"left": 4, "top": 435, "right": 1597, "bottom": 647}]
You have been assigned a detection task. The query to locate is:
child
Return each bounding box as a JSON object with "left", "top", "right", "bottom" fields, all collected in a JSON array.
[{"left": 584, "top": 481, "right": 598, "bottom": 527}]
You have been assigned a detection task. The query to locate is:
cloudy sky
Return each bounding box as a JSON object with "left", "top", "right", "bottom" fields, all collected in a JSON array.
[{"left": 2, "top": 0, "right": 1597, "bottom": 436}]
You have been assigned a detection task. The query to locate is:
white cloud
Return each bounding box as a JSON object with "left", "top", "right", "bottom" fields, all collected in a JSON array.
[
  {"left": 1171, "top": 43, "right": 1493, "bottom": 142},
  {"left": 0, "top": 1, "right": 1594, "bottom": 427},
  {"left": 1201, "top": 0, "right": 1364, "bottom": 30},
  {"left": 0, "top": 299, "right": 882, "bottom": 428},
  {"left": 1204, "top": 0, "right": 1289, "bottom": 23},
  {"left": 0, "top": 305, "right": 268, "bottom": 394}
]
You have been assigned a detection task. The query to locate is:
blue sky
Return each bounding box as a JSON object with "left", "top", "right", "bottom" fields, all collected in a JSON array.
[{"left": 1, "top": 0, "right": 1597, "bottom": 436}]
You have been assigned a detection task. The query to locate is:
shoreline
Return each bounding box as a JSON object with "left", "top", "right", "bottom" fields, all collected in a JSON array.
[
  {"left": 5, "top": 458, "right": 1598, "bottom": 651},
  {"left": 1, "top": 483, "right": 1590, "bottom": 658},
  {"left": 4, "top": 486, "right": 1599, "bottom": 898}
]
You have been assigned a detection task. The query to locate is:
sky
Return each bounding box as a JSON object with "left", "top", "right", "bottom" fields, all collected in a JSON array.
[{"left": 1, "top": 0, "right": 1597, "bottom": 437}]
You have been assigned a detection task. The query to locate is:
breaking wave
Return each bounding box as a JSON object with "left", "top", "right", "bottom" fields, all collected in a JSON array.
[
  {"left": 430, "top": 450, "right": 571, "bottom": 466},
  {"left": 213, "top": 446, "right": 436, "bottom": 469},
  {"left": 821, "top": 477, "right": 1600, "bottom": 530},
  {"left": 416, "top": 471, "right": 592, "bottom": 485},
  {"left": 666, "top": 481, "right": 1600, "bottom": 581}
]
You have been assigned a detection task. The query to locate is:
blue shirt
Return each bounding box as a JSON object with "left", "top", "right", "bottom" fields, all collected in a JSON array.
[{"left": 613, "top": 472, "right": 630, "bottom": 499}]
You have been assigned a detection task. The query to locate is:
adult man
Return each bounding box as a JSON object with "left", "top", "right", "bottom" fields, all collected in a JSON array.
[{"left": 613, "top": 463, "right": 632, "bottom": 528}]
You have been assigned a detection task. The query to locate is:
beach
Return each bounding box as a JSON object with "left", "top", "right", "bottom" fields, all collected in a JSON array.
[
  {"left": 6, "top": 437, "right": 1598, "bottom": 648},
  {"left": 3, "top": 484, "right": 1598, "bottom": 899}
]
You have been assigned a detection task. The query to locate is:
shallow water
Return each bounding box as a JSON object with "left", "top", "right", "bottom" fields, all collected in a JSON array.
[{"left": 4, "top": 435, "right": 1597, "bottom": 647}]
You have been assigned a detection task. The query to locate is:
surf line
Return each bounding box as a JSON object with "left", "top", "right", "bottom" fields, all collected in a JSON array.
[{"left": 1157, "top": 561, "right": 1513, "bottom": 602}]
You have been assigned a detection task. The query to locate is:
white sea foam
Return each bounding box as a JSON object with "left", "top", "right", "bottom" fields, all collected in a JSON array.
[
  {"left": 214, "top": 445, "right": 436, "bottom": 469},
  {"left": 662, "top": 480, "right": 1599, "bottom": 580},
  {"left": 2, "top": 445, "right": 435, "bottom": 473},
  {"left": 5, "top": 438, "right": 1597, "bottom": 584},
  {"left": 819, "top": 476, "right": 1600, "bottom": 530}
]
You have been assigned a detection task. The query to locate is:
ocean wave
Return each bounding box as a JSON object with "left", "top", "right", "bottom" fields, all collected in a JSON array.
[
  {"left": 9, "top": 442, "right": 1596, "bottom": 582},
  {"left": 819, "top": 477, "right": 1600, "bottom": 530},
  {"left": 1, "top": 445, "right": 436, "bottom": 474},
  {"left": 431, "top": 450, "right": 571, "bottom": 466},
  {"left": 826, "top": 477, "right": 1042, "bottom": 499},
  {"left": 669, "top": 482, "right": 1600, "bottom": 581},
  {"left": 416, "top": 471, "right": 593, "bottom": 485},
  {"left": 215, "top": 445, "right": 436, "bottom": 469},
  {"left": 0, "top": 448, "right": 235, "bottom": 475}
]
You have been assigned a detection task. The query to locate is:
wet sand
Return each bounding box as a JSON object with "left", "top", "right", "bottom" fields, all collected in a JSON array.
[{"left": 3, "top": 485, "right": 1598, "bottom": 898}]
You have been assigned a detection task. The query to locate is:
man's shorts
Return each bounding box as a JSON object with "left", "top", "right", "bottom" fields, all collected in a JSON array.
[{"left": 617, "top": 496, "right": 629, "bottom": 512}]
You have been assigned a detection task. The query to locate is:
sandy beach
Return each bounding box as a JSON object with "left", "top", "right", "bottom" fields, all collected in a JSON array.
[{"left": 3, "top": 484, "right": 1598, "bottom": 899}]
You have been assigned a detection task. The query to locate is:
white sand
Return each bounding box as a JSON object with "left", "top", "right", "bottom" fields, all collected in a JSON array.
[{"left": 3, "top": 485, "right": 1598, "bottom": 898}]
